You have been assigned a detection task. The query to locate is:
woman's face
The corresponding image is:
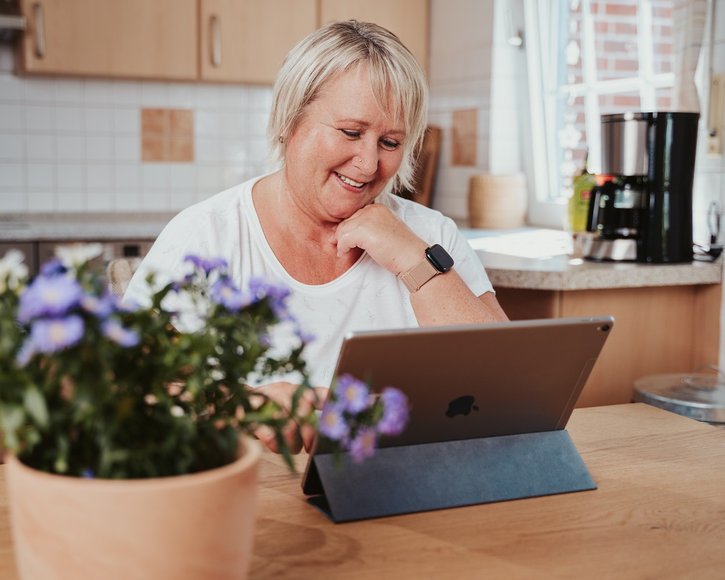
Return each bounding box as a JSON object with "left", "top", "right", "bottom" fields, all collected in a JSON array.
[{"left": 283, "top": 64, "right": 406, "bottom": 223}]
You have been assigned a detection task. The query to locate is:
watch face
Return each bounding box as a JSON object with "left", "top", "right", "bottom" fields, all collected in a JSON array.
[{"left": 426, "top": 244, "right": 454, "bottom": 273}]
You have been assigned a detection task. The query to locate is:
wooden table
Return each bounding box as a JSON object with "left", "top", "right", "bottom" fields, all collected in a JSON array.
[{"left": 2, "top": 404, "right": 725, "bottom": 579}]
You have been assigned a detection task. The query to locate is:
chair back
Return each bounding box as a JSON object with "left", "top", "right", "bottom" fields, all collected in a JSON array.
[{"left": 106, "top": 258, "right": 138, "bottom": 297}]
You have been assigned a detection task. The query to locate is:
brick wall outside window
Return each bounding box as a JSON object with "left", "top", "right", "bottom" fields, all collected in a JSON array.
[{"left": 559, "top": 0, "right": 674, "bottom": 189}]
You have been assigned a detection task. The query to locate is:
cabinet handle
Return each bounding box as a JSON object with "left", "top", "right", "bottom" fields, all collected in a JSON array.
[
  {"left": 210, "top": 15, "right": 221, "bottom": 67},
  {"left": 32, "top": 2, "right": 45, "bottom": 59}
]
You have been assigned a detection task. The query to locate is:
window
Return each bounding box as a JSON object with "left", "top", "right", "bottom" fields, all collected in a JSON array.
[{"left": 524, "top": 0, "right": 675, "bottom": 226}]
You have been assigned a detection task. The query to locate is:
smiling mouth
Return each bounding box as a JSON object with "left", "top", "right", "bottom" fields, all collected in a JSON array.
[{"left": 336, "top": 172, "right": 366, "bottom": 189}]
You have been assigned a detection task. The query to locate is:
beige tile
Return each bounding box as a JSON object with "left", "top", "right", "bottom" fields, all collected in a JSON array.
[
  {"left": 170, "top": 109, "right": 194, "bottom": 136},
  {"left": 169, "top": 136, "right": 194, "bottom": 163},
  {"left": 142, "top": 134, "right": 166, "bottom": 162},
  {"left": 451, "top": 108, "right": 478, "bottom": 166},
  {"left": 141, "top": 108, "right": 195, "bottom": 163},
  {"left": 141, "top": 108, "right": 167, "bottom": 135}
]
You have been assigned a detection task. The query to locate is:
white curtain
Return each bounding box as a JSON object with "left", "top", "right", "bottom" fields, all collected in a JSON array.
[{"left": 672, "top": 0, "right": 709, "bottom": 112}]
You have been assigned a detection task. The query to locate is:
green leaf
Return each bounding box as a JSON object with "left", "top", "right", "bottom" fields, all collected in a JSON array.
[
  {"left": 0, "top": 406, "right": 24, "bottom": 450},
  {"left": 23, "top": 386, "right": 49, "bottom": 428}
]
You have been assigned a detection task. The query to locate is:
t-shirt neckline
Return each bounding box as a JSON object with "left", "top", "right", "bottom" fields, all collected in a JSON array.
[{"left": 243, "top": 176, "right": 370, "bottom": 291}]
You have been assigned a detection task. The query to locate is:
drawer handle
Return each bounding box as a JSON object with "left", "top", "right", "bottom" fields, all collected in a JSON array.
[
  {"left": 210, "top": 15, "right": 221, "bottom": 67},
  {"left": 32, "top": 2, "right": 45, "bottom": 59}
]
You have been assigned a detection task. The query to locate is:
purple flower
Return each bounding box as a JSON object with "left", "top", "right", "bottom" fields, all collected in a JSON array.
[
  {"left": 81, "top": 294, "right": 114, "bottom": 318},
  {"left": 248, "top": 278, "right": 292, "bottom": 319},
  {"left": 295, "top": 328, "right": 315, "bottom": 344},
  {"left": 81, "top": 468, "right": 95, "bottom": 479},
  {"left": 102, "top": 319, "right": 140, "bottom": 347},
  {"left": 210, "top": 278, "right": 249, "bottom": 311},
  {"left": 377, "top": 387, "right": 409, "bottom": 436},
  {"left": 336, "top": 374, "right": 372, "bottom": 414},
  {"left": 39, "top": 258, "right": 66, "bottom": 277},
  {"left": 248, "top": 278, "right": 290, "bottom": 301},
  {"left": 318, "top": 402, "right": 350, "bottom": 441},
  {"left": 184, "top": 255, "right": 228, "bottom": 274},
  {"left": 112, "top": 294, "right": 138, "bottom": 313},
  {"left": 17, "top": 275, "right": 84, "bottom": 323},
  {"left": 29, "top": 315, "right": 84, "bottom": 353},
  {"left": 348, "top": 427, "right": 378, "bottom": 463}
]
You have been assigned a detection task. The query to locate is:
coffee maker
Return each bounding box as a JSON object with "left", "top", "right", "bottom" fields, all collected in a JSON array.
[{"left": 585, "top": 112, "right": 700, "bottom": 263}]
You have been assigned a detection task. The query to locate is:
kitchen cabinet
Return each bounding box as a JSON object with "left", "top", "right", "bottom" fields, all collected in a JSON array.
[
  {"left": 0, "top": 239, "right": 154, "bottom": 276},
  {"left": 19, "top": 0, "right": 198, "bottom": 80},
  {"left": 483, "top": 254, "right": 723, "bottom": 409},
  {"left": 199, "top": 0, "right": 317, "bottom": 83},
  {"left": 18, "top": 0, "right": 429, "bottom": 83},
  {"left": 319, "top": 0, "right": 429, "bottom": 72},
  {"left": 496, "top": 284, "right": 722, "bottom": 408}
]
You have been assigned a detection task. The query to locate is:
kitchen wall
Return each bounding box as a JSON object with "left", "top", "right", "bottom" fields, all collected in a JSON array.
[
  {"left": 428, "top": 0, "right": 725, "bottom": 367},
  {"left": 1, "top": 2, "right": 722, "bottom": 228},
  {"left": 427, "top": 0, "right": 525, "bottom": 220},
  {"left": 430, "top": 0, "right": 725, "bottom": 244},
  {"left": 0, "top": 47, "right": 274, "bottom": 214},
  {"left": 707, "top": 0, "right": 725, "bottom": 368},
  {"left": 0, "top": 1, "right": 520, "bottom": 221},
  {"left": 694, "top": 0, "right": 725, "bottom": 244},
  {"left": 1, "top": 1, "right": 724, "bottom": 365}
]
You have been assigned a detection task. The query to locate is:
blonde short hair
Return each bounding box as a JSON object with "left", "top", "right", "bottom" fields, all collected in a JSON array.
[{"left": 268, "top": 20, "right": 428, "bottom": 194}]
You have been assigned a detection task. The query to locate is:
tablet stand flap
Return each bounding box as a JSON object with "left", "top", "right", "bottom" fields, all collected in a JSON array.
[{"left": 310, "top": 429, "right": 595, "bottom": 523}]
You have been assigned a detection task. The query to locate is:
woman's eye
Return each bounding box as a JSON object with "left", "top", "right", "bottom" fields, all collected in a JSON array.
[
  {"left": 380, "top": 138, "right": 400, "bottom": 151},
  {"left": 340, "top": 129, "right": 360, "bottom": 139}
]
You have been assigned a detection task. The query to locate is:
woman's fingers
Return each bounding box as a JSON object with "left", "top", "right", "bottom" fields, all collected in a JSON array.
[
  {"left": 252, "top": 383, "right": 329, "bottom": 454},
  {"left": 334, "top": 205, "right": 425, "bottom": 274},
  {"left": 254, "top": 421, "right": 303, "bottom": 454}
]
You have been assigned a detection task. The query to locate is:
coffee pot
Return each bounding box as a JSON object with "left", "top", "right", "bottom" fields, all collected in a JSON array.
[{"left": 585, "top": 112, "right": 700, "bottom": 263}]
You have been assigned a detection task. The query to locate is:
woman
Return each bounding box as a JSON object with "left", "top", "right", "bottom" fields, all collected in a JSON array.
[{"left": 125, "top": 20, "right": 508, "bottom": 450}]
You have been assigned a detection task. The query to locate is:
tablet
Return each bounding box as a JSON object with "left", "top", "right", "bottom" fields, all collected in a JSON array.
[{"left": 302, "top": 316, "right": 614, "bottom": 496}]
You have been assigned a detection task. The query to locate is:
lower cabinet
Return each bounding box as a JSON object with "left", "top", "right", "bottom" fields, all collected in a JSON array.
[
  {"left": 495, "top": 284, "right": 722, "bottom": 407},
  {"left": 1, "top": 239, "right": 154, "bottom": 276}
]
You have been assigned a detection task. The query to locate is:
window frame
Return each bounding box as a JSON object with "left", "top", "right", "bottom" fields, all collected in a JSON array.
[{"left": 523, "top": 0, "right": 675, "bottom": 228}]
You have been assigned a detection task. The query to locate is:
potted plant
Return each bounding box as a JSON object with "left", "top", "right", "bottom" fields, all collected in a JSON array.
[{"left": 0, "top": 246, "right": 408, "bottom": 579}]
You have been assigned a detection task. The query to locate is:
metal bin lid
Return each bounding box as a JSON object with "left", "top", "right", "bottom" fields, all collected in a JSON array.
[{"left": 633, "top": 373, "right": 725, "bottom": 425}]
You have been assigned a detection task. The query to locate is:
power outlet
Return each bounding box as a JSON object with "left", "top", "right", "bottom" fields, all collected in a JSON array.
[{"left": 707, "top": 75, "right": 724, "bottom": 157}]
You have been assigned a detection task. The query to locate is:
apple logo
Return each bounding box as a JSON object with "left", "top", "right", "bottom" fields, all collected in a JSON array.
[{"left": 445, "top": 395, "right": 479, "bottom": 418}]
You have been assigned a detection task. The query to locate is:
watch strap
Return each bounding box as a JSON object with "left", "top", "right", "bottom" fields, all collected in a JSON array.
[{"left": 398, "top": 258, "right": 440, "bottom": 293}]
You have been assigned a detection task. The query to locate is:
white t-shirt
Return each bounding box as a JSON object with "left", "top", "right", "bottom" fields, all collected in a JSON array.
[{"left": 124, "top": 175, "right": 493, "bottom": 387}]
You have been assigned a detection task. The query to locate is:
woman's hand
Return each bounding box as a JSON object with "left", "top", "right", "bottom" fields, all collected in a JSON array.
[
  {"left": 333, "top": 203, "right": 509, "bottom": 326},
  {"left": 333, "top": 204, "right": 427, "bottom": 275},
  {"left": 252, "top": 382, "right": 328, "bottom": 454}
]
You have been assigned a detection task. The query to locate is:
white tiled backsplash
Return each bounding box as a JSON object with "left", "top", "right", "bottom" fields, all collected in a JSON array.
[
  {"left": 2, "top": 0, "right": 724, "bottom": 232},
  {"left": 0, "top": 46, "right": 275, "bottom": 214}
]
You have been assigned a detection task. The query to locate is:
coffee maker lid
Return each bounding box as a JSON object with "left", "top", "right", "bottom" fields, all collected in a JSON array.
[
  {"left": 602, "top": 112, "right": 651, "bottom": 123},
  {"left": 602, "top": 111, "right": 700, "bottom": 123}
]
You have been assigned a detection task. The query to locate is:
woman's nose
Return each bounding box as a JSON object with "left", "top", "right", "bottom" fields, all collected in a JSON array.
[{"left": 352, "top": 142, "right": 379, "bottom": 175}]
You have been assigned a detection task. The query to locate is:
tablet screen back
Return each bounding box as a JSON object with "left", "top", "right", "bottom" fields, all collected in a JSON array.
[{"left": 325, "top": 316, "right": 613, "bottom": 448}]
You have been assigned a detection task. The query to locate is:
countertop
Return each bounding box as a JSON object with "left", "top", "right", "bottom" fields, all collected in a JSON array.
[
  {"left": 2, "top": 216, "right": 721, "bottom": 291},
  {"left": 3, "top": 404, "right": 725, "bottom": 579},
  {"left": 465, "top": 228, "right": 723, "bottom": 290},
  {"left": 0, "top": 212, "right": 173, "bottom": 241}
]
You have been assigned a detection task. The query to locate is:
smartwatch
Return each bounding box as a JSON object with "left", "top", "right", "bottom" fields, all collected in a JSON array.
[{"left": 398, "top": 244, "right": 454, "bottom": 293}]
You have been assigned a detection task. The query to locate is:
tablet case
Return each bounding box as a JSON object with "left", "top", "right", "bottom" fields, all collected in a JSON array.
[
  {"left": 302, "top": 317, "right": 612, "bottom": 522},
  {"left": 306, "top": 429, "right": 595, "bottom": 523}
]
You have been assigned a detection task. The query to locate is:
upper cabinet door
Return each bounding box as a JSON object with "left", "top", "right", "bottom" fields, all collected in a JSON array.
[
  {"left": 200, "top": 0, "right": 318, "bottom": 84},
  {"left": 19, "top": 0, "right": 197, "bottom": 80},
  {"left": 319, "top": 0, "right": 429, "bottom": 73}
]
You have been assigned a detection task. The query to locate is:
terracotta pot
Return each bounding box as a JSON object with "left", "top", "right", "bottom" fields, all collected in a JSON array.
[{"left": 6, "top": 436, "right": 262, "bottom": 580}]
